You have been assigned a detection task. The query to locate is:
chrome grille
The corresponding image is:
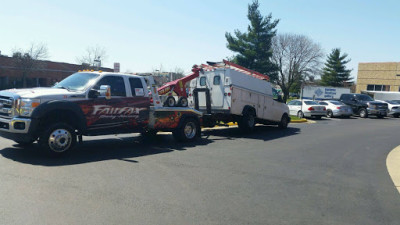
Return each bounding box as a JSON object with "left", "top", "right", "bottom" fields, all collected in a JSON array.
[{"left": 0, "top": 96, "right": 14, "bottom": 118}]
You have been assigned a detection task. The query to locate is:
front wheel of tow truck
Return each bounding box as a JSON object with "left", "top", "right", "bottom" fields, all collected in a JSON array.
[
  {"left": 173, "top": 118, "right": 200, "bottom": 142},
  {"left": 177, "top": 96, "right": 188, "bottom": 107},
  {"left": 39, "top": 122, "right": 77, "bottom": 156},
  {"left": 164, "top": 96, "right": 176, "bottom": 107}
]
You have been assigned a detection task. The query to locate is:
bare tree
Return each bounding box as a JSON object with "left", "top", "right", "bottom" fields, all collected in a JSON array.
[
  {"left": 271, "top": 33, "right": 324, "bottom": 102},
  {"left": 13, "top": 43, "right": 49, "bottom": 88},
  {"left": 77, "top": 45, "right": 107, "bottom": 70},
  {"left": 172, "top": 67, "right": 185, "bottom": 80}
]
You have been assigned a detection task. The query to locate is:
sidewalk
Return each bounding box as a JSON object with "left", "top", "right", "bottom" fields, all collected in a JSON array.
[{"left": 387, "top": 145, "right": 400, "bottom": 194}]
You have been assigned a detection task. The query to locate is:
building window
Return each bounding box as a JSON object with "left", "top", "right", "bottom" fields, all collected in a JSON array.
[{"left": 367, "top": 84, "right": 390, "bottom": 91}]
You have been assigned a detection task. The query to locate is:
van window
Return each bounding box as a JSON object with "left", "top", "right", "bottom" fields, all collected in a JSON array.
[
  {"left": 213, "top": 76, "right": 221, "bottom": 85},
  {"left": 200, "top": 77, "right": 206, "bottom": 86}
]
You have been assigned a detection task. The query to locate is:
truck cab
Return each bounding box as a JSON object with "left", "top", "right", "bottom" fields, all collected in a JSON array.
[
  {"left": 339, "top": 93, "right": 388, "bottom": 118},
  {"left": 0, "top": 71, "right": 202, "bottom": 155}
]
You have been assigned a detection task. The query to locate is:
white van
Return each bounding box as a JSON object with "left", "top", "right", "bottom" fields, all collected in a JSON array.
[{"left": 188, "top": 62, "right": 290, "bottom": 131}]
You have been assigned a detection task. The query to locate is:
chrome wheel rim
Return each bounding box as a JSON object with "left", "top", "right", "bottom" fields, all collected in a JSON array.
[
  {"left": 48, "top": 129, "right": 72, "bottom": 152},
  {"left": 184, "top": 122, "right": 196, "bottom": 139}
]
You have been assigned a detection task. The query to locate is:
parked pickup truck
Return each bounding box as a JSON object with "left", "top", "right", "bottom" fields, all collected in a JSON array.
[
  {"left": 0, "top": 71, "right": 202, "bottom": 155},
  {"left": 339, "top": 93, "right": 388, "bottom": 118}
]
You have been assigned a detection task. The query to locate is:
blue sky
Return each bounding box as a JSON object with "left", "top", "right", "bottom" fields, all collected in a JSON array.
[{"left": 1, "top": 0, "right": 400, "bottom": 80}]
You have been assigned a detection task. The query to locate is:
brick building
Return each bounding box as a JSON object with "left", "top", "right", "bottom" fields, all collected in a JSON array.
[
  {"left": 0, "top": 55, "right": 113, "bottom": 90},
  {"left": 356, "top": 62, "right": 400, "bottom": 93}
]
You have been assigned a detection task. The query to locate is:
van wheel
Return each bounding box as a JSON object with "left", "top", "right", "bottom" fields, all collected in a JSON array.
[
  {"left": 278, "top": 114, "right": 289, "bottom": 129},
  {"left": 359, "top": 108, "right": 368, "bottom": 118},
  {"left": 173, "top": 118, "right": 200, "bottom": 142},
  {"left": 327, "top": 110, "right": 333, "bottom": 118},
  {"left": 164, "top": 96, "right": 176, "bottom": 107},
  {"left": 39, "top": 122, "right": 77, "bottom": 155},
  {"left": 177, "top": 97, "right": 188, "bottom": 107},
  {"left": 297, "top": 111, "right": 304, "bottom": 119},
  {"left": 238, "top": 109, "right": 256, "bottom": 132}
]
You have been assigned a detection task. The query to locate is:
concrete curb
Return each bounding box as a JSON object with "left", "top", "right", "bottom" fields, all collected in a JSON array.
[
  {"left": 387, "top": 145, "right": 400, "bottom": 194},
  {"left": 290, "top": 119, "right": 308, "bottom": 123}
]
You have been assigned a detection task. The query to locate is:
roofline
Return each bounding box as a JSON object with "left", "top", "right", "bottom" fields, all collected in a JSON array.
[{"left": 359, "top": 62, "right": 400, "bottom": 64}]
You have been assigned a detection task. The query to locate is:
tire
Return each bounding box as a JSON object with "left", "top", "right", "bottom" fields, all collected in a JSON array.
[
  {"left": 164, "top": 96, "right": 176, "bottom": 107},
  {"left": 172, "top": 118, "right": 200, "bottom": 142},
  {"left": 377, "top": 115, "right": 384, "bottom": 119},
  {"left": 238, "top": 109, "right": 256, "bottom": 132},
  {"left": 39, "top": 122, "right": 77, "bottom": 155},
  {"left": 297, "top": 111, "right": 304, "bottom": 119},
  {"left": 14, "top": 140, "right": 34, "bottom": 146},
  {"left": 327, "top": 110, "right": 333, "bottom": 118},
  {"left": 278, "top": 114, "right": 289, "bottom": 129},
  {"left": 359, "top": 108, "right": 368, "bottom": 118},
  {"left": 177, "top": 97, "right": 188, "bottom": 107},
  {"left": 394, "top": 114, "right": 400, "bottom": 118}
]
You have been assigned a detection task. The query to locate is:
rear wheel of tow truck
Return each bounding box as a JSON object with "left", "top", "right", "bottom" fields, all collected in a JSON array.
[
  {"left": 39, "top": 122, "right": 77, "bottom": 156},
  {"left": 173, "top": 118, "right": 199, "bottom": 142},
  {"left": 359, "top": 108, "right": 368, "bottom": 118},
  {"left": 177, "top": 96, "right": 188, "bottom": 107},
  {"left": 238, "top": 109, "right": 256, "bottom": 132},
  {"left": 278, "top": 114, "right": 289, "bottom": 129},
  {"left": 164, "top": 96, "right": 176, "bottom": 107}
]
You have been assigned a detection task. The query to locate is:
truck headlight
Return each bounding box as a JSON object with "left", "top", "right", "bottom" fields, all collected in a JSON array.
[{"left": 17, "top": 98, "right": 41, "bottom": 116}]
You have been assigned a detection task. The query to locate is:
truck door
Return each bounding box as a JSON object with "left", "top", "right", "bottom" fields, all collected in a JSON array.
[
  {"left": 81, "top": 76, "right": 149, "bottom": 131},
  {"left": 211, "top": 73, "right": 224, "bottom": 108}
]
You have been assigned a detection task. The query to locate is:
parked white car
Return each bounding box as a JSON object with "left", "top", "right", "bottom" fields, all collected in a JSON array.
[
  {"left": 318, "top": 100, "right": 353, "bottom": 118},
  {"left": 287, "top": 100, "right": 326, "bottom": 119},
  {"left": 375, "top": 100, "right": 400, "bottom": 118}
]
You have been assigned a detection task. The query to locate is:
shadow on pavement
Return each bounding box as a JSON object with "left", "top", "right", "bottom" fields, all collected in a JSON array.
[
  {"left": 0, "top": 135, "right": 213, "bottom": 166},
  {"left": 0, "top": 125, "right": 300, "bottom": 166},
  {"left": 202, "top": 125, "right": 300, "bottom": 142}
]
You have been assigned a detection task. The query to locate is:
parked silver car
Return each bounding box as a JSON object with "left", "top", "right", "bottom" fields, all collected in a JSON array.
[
  {"left": 318, "top": 100, "right": 353, "bottom": 118},
  {"left": 287, "top": 100, "right": 326, "bottom": 119}
]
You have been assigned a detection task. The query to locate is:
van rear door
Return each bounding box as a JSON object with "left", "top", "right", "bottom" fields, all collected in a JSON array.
[{"left": 211, "top": 72, "right": 224, "bottom": 108}]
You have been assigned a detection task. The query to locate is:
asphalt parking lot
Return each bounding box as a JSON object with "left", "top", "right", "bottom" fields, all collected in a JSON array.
[{"left": 0, "top": 117, "right": 400, "bottom": 225}]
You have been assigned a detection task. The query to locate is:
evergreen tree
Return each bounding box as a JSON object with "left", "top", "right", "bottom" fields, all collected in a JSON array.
[
  {"left": 321, "top": 48, "right": 352, "bottom": 87},
  {"left": 225, "top": 0, "right": 279, "bottom": 81}
]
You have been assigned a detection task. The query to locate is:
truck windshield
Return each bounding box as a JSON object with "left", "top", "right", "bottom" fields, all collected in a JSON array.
[
  {"left": 54, "top": 73, "right": 99, "bottom": 91},
  {"left": 356, "top": 95, "right": 373, "bottom": 101}
]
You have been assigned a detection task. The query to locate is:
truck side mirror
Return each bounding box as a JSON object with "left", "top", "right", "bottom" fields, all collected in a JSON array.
[
  {"left": 99, "top": 85, "right": 111, "bottom": 99},
  {"left": 88, "top": 89, "right": 100, "bottom": 99}
]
